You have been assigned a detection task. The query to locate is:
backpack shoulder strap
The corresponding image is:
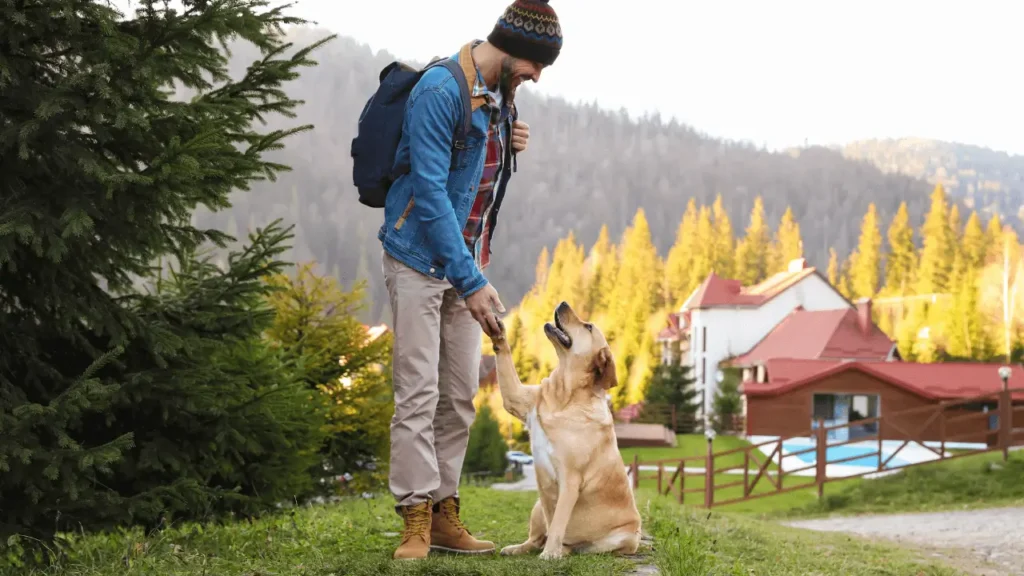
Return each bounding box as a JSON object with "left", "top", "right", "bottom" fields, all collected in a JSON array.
[{"left": 435, "top": 59, "right": 473, "bottom": 149}]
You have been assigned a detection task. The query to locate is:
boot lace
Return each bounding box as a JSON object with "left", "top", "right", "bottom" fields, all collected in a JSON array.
[
  {"left": 439, "top": 498, "right": 470, "bottom": 534},
  {"left": 402, "top": 505, "right": 431, "bottom": 543}
]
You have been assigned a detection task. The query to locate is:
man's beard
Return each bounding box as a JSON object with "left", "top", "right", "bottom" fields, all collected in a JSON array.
[{"left": 498, "top": 56, "right": 518, "bottom": 103}]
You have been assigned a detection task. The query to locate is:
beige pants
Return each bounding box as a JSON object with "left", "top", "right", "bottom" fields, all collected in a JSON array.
[{"left": 382, "top": 251, "right": 482, "bottom": 509}]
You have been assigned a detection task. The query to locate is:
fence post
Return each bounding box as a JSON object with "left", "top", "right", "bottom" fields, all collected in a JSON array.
[
  {"left": 743, "top": 449, "right": 750, "bottom": 497},
  {"left": 704, "top": 434, "right": 714, "bottom": 508},
  {"left": 678, "top": 459, "right": 685, "bottom": 504},
  {"left": 657, "top": 462, "right": 664, "bottom": 494},
  {"left": 777, "top": 438, "right": 784, "bottom": 491},
  {"left": 632, "top": 454, "right": 639, "bottom": 489},
  {"left": 877, "top": 418, "right": 884, "bottom": 471},
  {"left": 1000, "top": 388, "right": 1012, "bottom": 462},
  {"left": 815, "top": 418, "right": 826, "bottom": 500},
  {"left": 939, "top": 401, "right": 947, "bottom": 459}
]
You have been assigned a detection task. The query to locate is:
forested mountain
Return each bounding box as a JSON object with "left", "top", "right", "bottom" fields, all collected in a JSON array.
[
  {"left": 194, "top": 28, "right": 966, "bottom": 322},
  {"left": 842, "top": 138, "right": 1024, "bottom": 223}
]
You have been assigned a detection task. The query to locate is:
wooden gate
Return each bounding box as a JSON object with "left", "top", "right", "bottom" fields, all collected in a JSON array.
[{"left": 626, "top": 386, "right": 1024, "bottom": 508}]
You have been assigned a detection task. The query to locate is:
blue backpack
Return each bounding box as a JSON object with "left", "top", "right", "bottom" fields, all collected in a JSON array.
[{"left": 351, "top": 58, "right": 473, "bottom": 208}]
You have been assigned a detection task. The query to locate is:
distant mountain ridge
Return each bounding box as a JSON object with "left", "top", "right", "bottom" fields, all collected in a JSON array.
[
  {"left": 190, "top": 29, "right": 1017, "bottom": 322},
  {"left": 841, "top": 138, "right": 1024, "bottom": 222}
]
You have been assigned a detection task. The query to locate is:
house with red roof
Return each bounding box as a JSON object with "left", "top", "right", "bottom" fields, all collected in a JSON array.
[
  {"left": 729, "top": 299, "right": 900, "bottom": 381},
  {"left": 742, "top": 358, "right": 1024, "bottom": 446},
  {"left": 660, "top": 258, "right": 852, "bottom": 416}
]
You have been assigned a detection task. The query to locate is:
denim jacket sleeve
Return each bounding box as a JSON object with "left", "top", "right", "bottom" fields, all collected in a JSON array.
[{"left": 404, "top": 82, "right": 488, "bottom": 298}]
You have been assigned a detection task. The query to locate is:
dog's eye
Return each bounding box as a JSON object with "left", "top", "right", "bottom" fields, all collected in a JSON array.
[{"left": 585, "top": 323, "right": 593, "bottom": 332}]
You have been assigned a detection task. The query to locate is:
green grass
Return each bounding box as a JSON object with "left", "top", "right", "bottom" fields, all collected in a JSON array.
[
  {"left": 632, "top": 449, "right": 1024, "bottom": 520},
  {"left": 9, "top": 489, "right": 634, "bottom": 576},
  {"left": 620, "top": 434, "right": 756, "bottom": 467},
  {"left": 771, "top": 449, "right": 1024, "bottom": 519},
  {"left": 9, "top": 484, "right": 973, "bottom": 576},
  {"left": 624, "top": 436, "right": 1024, "bottom": 519}
]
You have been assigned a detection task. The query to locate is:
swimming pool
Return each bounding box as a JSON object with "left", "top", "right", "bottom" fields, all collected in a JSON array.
[{"left": 782, "top": 441, "right": 911, "bottom": 469}]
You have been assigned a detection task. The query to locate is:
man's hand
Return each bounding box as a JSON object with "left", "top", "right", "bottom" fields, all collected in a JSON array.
[
  {"left": 466, "top": 283, "right": 505, "bottom": 338},
  {"left": 511, "top": 120, "right": 529, "bottom": 153}
]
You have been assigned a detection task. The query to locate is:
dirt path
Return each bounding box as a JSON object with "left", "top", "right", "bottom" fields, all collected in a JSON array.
[{"left": 784, "top": 506, "right": 1024, "bottom": 576}]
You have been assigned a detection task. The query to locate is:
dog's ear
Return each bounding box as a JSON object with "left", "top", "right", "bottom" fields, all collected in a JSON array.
[{"left": 592, "top": 346, "right": 618, "bottom": 390}]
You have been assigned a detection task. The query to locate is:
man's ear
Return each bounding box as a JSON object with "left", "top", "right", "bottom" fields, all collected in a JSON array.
[{"left": 592, "top": 346, "right": 618, "bottom": 390}]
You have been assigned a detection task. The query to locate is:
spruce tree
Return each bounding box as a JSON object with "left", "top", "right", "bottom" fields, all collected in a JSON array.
[
  {"left": 849, "top": 203, "right": 882, "bottom": 299},
  {"left": 534, "top": 246, "right": 551, "bottom": 297},
  {"left": 639, "top": 362, "right": 700, "bottom": 433},
  {"left": 665, "top": 198, "right": 699, "bottom": 306},
  {"left": 0, "top": 0, "right": 331, "bottom": 544},
  {"left": 827, "top": 247, "right": 840, "bottom": 287},
  {"left": 984, "top": 214, "right": 1005, "bottom": 264},
  {"left": 770, "top": 206, "right": 804, "bottom": 273},
  {"left": 689, "top": 205, "right": 715, "bottom": 293},
  {"left": 915, "top": 185, "right": 954, "bottom": 295},
  {"left": 946, "top": 253, "right": 989, "bottom": 360},
  {"left": 585, "top": 225, "right": 615, "bottom": 316},
  {"left": 596, "top": 230, "right": 620, "bottom": 314},
  {"left": 710, "top": 195, "right": 735, "bottom": 278},
  {"left": 882, "top": 202, "right": 917, "bottom": 296},
  {"left": 263, "top": 263, "right": 393, "bottom": 495},
  {"left": 735, "top": 196, "right": 771, "bottom": 285},
  {"left": 506, "top": 315, "right": 538, "bottom": 381},
  {"left": 962, "top": 212, "right": 988, "bottom": 270},
  {"left": 463, "top": 404, "right": 508, "bottom": 476},
  {"left": 104, "top": 226, "right": 327, "bottom": 526},
  {"left": 711, "top": 371, "right": 743, "bottom": 433},
  {"left": 607, "top": 210, "right": 660, "bottom": 391}
]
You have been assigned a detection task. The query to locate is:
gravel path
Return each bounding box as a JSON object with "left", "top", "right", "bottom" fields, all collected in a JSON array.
[{"left": 784, "top": 506, "right": 1024, "bottom": 575}]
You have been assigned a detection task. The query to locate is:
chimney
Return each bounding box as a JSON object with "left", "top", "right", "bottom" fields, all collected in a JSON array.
[
  {"left": 856, "top": 298, "right": 872, "bottom": 336},
  {"left": 787, "top": 258, "right": 808, "bottom": 273}
]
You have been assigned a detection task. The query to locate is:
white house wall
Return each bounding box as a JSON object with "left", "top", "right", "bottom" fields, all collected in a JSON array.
[{"left": 687, "top": 274, "right": 851, "bottom": 415}]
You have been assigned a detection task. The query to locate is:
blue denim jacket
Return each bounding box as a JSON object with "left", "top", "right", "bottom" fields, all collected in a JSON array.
[{"left": 377, "top": 42, "right": 516, "bottom": 298}]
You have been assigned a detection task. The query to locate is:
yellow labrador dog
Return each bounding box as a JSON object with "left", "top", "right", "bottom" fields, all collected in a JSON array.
[{"left": 490, "top": 301, "right": 642, "bottom": 560}]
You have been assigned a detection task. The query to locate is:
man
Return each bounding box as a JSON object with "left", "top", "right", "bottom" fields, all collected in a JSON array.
[{"left": 376, "top": 0, "right": 562, "bottom": 562}]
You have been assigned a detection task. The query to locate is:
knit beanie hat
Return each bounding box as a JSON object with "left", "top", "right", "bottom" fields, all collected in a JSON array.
[{"left": 487, "top": 0, "right": 563, "bottom": 66}]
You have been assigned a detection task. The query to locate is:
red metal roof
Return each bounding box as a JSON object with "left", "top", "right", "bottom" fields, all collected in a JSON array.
[
  {"left": 743, "top": 358, "right": 1024, "bottom": 401},
  {"left": 730, "top": 307, "right": 894, "bottom": 366},
  {"left": 657, "top": 312, "right": 685, "bottom": 341},
  {"left": 685, "top": 266, "right": 819, "bottom": 310}
]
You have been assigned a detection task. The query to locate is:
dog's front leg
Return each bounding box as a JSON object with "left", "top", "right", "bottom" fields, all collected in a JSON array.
[
  {"left": 538, "top": 472, "right": 581, "bottom": 560},
  {"left": 491, "top": 322, "right": 538, "bottom": 422}
]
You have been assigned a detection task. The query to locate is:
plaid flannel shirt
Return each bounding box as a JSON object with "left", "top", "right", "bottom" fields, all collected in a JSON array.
[{"left": 460, "top": 68, "right": 508, "bottom": 271}]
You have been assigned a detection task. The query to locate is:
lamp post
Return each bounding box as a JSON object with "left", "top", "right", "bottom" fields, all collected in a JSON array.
[{"left": 998, "top": 366, "right": 1012, "bottom": 462}]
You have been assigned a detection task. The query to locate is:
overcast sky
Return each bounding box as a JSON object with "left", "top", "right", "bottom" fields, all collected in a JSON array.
[{"left": 268, "top": 0, "right": 1020, "bottom": 154}]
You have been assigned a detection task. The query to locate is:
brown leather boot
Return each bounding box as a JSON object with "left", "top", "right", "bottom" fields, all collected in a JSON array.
[
  {"left": 430, "top": 496, "right": 496, "bottom": 555},
  {"left": 393, "top": 501, "right": 432, "bottom": 560}
]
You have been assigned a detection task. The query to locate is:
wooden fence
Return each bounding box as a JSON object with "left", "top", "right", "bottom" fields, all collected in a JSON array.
[{"left": 626, "top": 387, "right": 1024, "bottom": 508}]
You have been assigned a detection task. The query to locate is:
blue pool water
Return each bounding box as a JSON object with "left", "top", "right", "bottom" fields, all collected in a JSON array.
[{"left": 782, "top": 442, "right": 910, "bottom": 469}]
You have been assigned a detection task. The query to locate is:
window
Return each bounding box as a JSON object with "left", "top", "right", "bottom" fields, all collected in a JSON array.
[
  {"left": 702, "top": 326, "right": 707, "bottom": 352},
  {"left": 812, "top": 395, "right": 836, "bottom": 420},
  {"left": 701, "top": 357, "right": 706, "bottom": 383}
]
